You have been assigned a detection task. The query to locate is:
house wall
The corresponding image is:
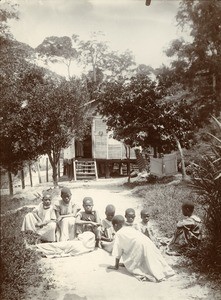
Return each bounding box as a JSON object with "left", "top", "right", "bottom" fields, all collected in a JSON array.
[
  {"left": 63, "top": 115, "right": 136, "bottom": 160},
  {"left": 92, "top": 115, "right": 136, "bottom": 159},
  {"left": 92, "top": 116, "right": 108, "bottom": 159}
]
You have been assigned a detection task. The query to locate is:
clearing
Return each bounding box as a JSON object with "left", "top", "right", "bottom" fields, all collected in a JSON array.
[{"left": 17, "top": 178, "right": 218, "bottom": 300}]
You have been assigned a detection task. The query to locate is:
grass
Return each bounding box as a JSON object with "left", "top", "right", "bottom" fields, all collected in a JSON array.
[
  {"left": 0, "top": 196, "right": 55, "bottom": 300},
  {"left": 128, "top": 180, "right": 221, "bottom": 295},
  {"left": 0, "top": 194, "right": 40, "bottom": 214},
  {"left": 129, "top": 182, "right": 204, "bottom": 238}
]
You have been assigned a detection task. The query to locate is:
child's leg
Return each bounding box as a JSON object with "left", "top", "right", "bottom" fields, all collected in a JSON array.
[
  {"left": 75, "top": 224, "right": 84, "bottom": 237},
  {"left": 94, "top": 227, "right": 101, "bottom": 247},
  {"left": 21, "top": 213, "right": 38, "bottom": 232}
]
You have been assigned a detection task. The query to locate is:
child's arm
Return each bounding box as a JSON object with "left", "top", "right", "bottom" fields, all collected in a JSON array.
[
  {"left": 58, "top": 213, "right": 75, "bottom": 219},
  {"left": 177, "top": 217, "right": 195, "bottom": 228},
  {"left": 38, "top": 219, "right": 56, "bottom": 227},
  {"left": 32, "top": 205, "right": 44, "bottom": 227},
  {"left": 94, "top": 210, "right": 101, "bottom": 224},
  {"left": 72, "top": 204, "right": 80, "bottom": 216},
  {"left": 107, "top": 258, "right": 120, "bottom": 270},
  {"left": 75, "top": 214, "right": 100, "bottom": 227}
]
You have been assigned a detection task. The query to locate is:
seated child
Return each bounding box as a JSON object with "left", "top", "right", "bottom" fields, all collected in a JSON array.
[
  {"left": 21, "top": 193, "right": 56, "bottom": 242},
  {"left": 101, "top": 204, "right": 116, "bottom": 253},
  {"left": 75, "top": 197, "right": 101, "bottom": 247},
  {"left": 54, "top": 187, "right": 80, "bottom": 242},
  {"left": 124, "top": 208, "right": 139, "bottom": 230},
  {"left": 137, "top": 209, "right": 159, "bottom": 246},
  {"left": 166, "top": 201, "right": 202, "bottom": 255}
]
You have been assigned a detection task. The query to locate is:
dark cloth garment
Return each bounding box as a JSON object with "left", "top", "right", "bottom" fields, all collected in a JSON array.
[
  {"left": 76, "top": 210, "right": 101, "bottom": 240},
  {"left": 168, "top": 214, "right": 202, "bottom": 252}
]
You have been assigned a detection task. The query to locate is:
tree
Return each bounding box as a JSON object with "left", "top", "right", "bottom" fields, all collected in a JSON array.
[
  {"left": 158, "top": 99, "right": 195, "bottom": 179},
  {"left": 35, "top": 36, "right": 78, "bottom": 79},
  {"left": 165, "top": 0, "right": 221, "bottom": 123},
  {"left": 0, "top": 1, "right": 18, "bottom": 40},
  {"left": 97, "top": 73, "right": 195, "bottom": 179},
  {"left": 97, "top": 74, "right": 160, "bottom": 149},
  {"left": 1, "top": 43, "right": 90, "bottom": 189},
  {"left": 0, "top": 4, "right": 38, "bottom": 194},
  {"left": 18, "top": 71, "right": 90, "bottom": 186}
]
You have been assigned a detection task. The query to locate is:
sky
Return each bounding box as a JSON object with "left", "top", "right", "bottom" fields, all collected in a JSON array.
[{"left": 7, "top": 0, "right": 188, "bottom": 75}]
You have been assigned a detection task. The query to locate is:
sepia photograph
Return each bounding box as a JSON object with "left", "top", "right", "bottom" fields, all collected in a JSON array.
[{"left": 1, "top": 0, "right": 220, "bottom": 299}]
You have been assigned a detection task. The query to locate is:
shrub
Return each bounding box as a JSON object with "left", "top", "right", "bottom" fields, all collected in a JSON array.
[
  {"left": 0, "top": 207, "right": 53, "bottom": 299},
  {"left": 190, "top": 116, "right": 221, "bottom": 272}
]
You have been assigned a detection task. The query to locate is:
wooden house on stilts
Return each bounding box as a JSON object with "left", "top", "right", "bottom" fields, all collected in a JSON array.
[{"left": 63, "top": 114, "right": 138, "bottom": 180}]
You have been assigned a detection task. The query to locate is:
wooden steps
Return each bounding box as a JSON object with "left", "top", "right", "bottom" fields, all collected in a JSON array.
[{"left": 74, "top": 160, "right": 98, "bottom": 180}]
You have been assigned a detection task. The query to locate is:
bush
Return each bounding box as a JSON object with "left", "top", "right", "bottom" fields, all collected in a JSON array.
[
  {"left": 190, "top": 117, "right": 221, "bottom": 273},
  {"left": 0, "top": 207, "right": 54, "bottom": 299}
]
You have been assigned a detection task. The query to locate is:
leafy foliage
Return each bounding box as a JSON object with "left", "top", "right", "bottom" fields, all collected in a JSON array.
[
  {"left": 0, "top": 39, "right": 39, "bottom": 173},
  {"left": 0, "top": 30, "right": 90, "bottom": 185},
  {"left": 190, "top": 116, "right": 221, "bottom": 271},
  {"left": 164, "top": 0, "right": 221, "bottom": 123},
  {"left": 14, "top": 70, "right": 90, "bottom": 185},
  {"left": 0, "top": 207, "right": 53, "bottom": 300},
  {"left": 36, "top": 36, "right": 78, "bottom": 79},
  {"left": 0, "top": 1, "right": 18, "bottom": 40},
  {"left": 97, "top": 73, "right": 195, "bottom": 157}
]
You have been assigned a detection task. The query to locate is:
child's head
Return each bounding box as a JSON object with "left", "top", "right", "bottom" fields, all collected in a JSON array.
[
  {"left": 61, "top": 187, "right": 72, "bottom": 204},
  {"left": 125, "top": 208, "right": 136, "bottom": 224},
  {"left": 182, "top": 201, "right": 194, "bottom": 217},
  {"left": 140, "top": 209, "right": 150, "bottom": 224},
  {"left": 83, "top": 197, "right": 94, "bottom": 213},
  {"left": 105, "top": 204, "right": 115, "bottom": 221},
  {"left": 42, "top": 194, "right": 52, "bottom": 208},
  {"left": 112, "top": 215, "right": 125, "bottom": 232}
]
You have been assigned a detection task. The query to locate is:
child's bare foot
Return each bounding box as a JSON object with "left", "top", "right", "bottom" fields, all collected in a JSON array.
[
  {"left": 119, "top": 263, "right": 125, "bottom": 267},
  {"left": 107, "top": 265, "right": 118, "bottom": 270}
]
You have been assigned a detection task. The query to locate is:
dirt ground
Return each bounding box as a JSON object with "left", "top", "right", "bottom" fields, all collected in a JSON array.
[{"left": 22, "top": 178, "right": 217, "bottom": 300}]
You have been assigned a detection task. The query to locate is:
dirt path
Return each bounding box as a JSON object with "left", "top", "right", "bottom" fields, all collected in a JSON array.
[{"left": 26, "top": 179, "right": 213, "bottom": 300}]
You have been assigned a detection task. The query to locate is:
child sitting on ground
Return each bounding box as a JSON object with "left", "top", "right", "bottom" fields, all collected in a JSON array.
[
  {"left": 101, "top": 204, "right": 116, "bottom": 253},
  {"left": 166, "top": 200, "right": 202, "bottom": 255},
  {"left": 137, "top": 209, "right": 159, "bottom": 247},
  {"left": 125, "top": 208, "right": 139, "bottom": 230},
  {"left": 21, "top": 193, "right": 56, "bottom": 243},
  {"left": 75, "top": 197, "right": 101, "bottom": 248},
  {"left": 54, "top": 187, "right": 80, "bottom": 242}
]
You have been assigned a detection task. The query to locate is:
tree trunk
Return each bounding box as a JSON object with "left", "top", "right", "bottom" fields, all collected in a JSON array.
[
  {"left": 52, "top": 163, "right": 58, "bottom": 186},
  {"left": 8, "top": 171, "right": 13, "bottom": 196},
  {"left": 173, "top": 135, "right": 187, "bottom": 180},
  {"left": 29, "top": 164, "right": 33, "bottom": 187},
  {"left": 58, "top": 159, "right": 60, "bottom": 178},
  {"left": 46, "top": 158, "right": 49, "bottom": 182},
  {"left": 153, "top": 146, "right": 157, "bottom": 158},
  {"left": 48, "top": 152, "right": 60, "bottom": 187},
  {"left": 36, "top": 161, "right": 42, "bottom": 183},
  {"left": 125, "top": 145, "right": 131, "bottom": 183},
  {"left": 21, "top": 169, "right": 25, "bottom": 189}
]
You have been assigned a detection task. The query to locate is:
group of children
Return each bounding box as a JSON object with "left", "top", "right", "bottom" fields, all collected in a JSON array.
[
  {"left": 21, "top": 186, "right": 202, "bottom": 282},
  {"left": 22, "top": 186, "right": 202, "bottom": 252}
]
